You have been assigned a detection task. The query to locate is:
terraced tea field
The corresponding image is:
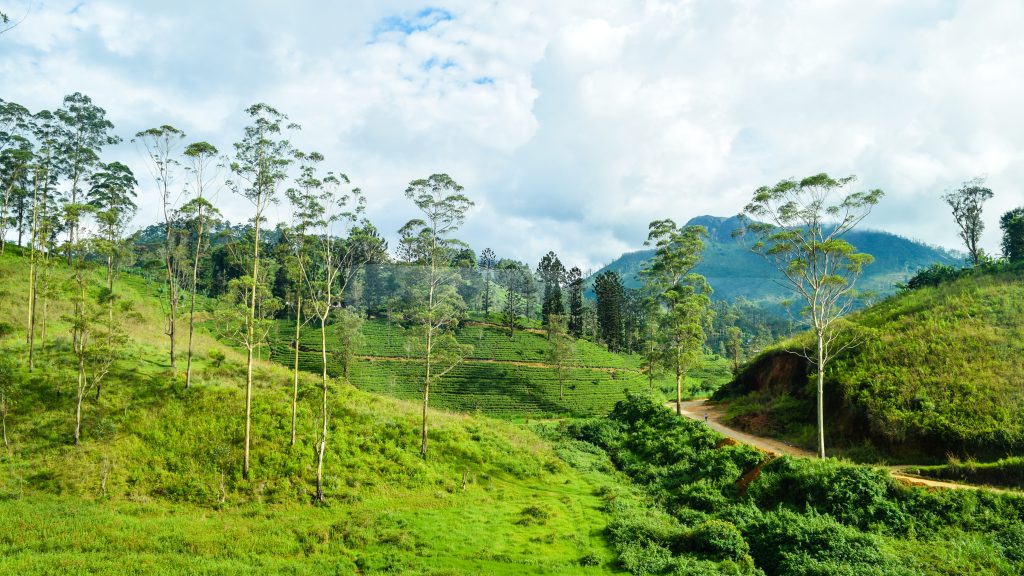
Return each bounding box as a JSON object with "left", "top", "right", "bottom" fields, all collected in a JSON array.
[{"left": 269, "top": 318, "right": 732, "bottom": 418}]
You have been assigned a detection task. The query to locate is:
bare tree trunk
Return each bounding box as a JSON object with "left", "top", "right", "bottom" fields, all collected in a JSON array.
[
  {"left": 1, "top": 397, "right": 8, "bottom": 449},
  {"left": 25, "top": 180, "right": 39, "bottom": 372},
  {"left": 74, "top": 356, "right": 85, "bottom": 445},
  {"left": 421, "top": 253, "right": 436, "bottom": 458},
  {"left": 816, "top": 330, "right": 826, "bottom": 459},
  {"left": 315, "top": 314, "right": 328, "bottom": 502},
  {"left": 98, "top": 249, "right": 113, "bottom": 402},
  {"left": 675, "top": 355, "right": 683, "bottom": 416},
  {"left": 166, "top": 253, "right": 178, "bottom": 372},
  {"left": 243, "top": 219, "right": 260, "bottom": 481},
  {"left": 421, "top": 328, "right": 432, "bottom": 457},
  {"left": 26, "top": 238, "right": 37, "bottom": 372},
  {"left": 41, "top": 251, "right": 48, "bottom": 354},
  {"left": 185, "top": 214, "right": 205, "bottom": 390},
  {"left": 291, "top": 295, "right": 301, "bottom": 446}
]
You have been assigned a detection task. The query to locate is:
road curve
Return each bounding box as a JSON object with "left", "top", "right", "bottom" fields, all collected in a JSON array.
[{"left": 670, "top": 398, "right": 1010, "bottom": 493}]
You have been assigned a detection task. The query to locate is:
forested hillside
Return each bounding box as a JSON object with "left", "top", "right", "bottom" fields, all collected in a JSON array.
[{"left": 595, "top": 215, "right": 961, "bottom": 304}]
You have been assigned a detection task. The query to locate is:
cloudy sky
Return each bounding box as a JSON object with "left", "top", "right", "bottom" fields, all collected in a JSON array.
[{"left": 3, "top": 0, "right": 1023, "bottom": 270}]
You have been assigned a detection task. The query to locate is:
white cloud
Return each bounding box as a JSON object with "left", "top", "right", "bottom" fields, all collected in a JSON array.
[{"left": 2, "top": 0, "right": 1023, "bottom": 270}]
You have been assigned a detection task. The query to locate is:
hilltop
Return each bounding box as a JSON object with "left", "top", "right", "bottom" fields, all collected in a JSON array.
[
  {"left": 713, "top": 264, "right": 1024, "bottom": 460},
  {"left": 593, "top": 215, "right": 962, "bottom": 304}
]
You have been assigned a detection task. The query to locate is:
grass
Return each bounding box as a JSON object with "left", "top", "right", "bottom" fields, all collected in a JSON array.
[
  {"left": 716, "top": 266, "right": 1024, "bottom": 459},
  {"left": 0, "top": 250, "right": 623, "bottom": 574},
  {"left": 907, "top": 456, "right": 1024, "bottom": 490}
]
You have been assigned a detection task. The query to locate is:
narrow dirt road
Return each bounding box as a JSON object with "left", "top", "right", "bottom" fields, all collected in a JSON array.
[{"left": 671, "top": 398, "right": 1010, "bottom": 493}]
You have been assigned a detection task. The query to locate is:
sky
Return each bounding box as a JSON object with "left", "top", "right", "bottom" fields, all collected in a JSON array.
[{"left": 3, "top": 0, "right": 1023, "bottom": 271}]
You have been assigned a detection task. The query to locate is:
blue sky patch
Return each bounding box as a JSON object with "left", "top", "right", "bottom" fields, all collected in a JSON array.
[{"left": 373, "top": 6, "right": 454, "bottom": 38}]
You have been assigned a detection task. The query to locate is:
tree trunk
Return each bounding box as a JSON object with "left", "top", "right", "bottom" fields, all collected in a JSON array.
[
  {"left": 26, "top": 181, "right": 39, "bottom": 372},
  {"left": 243, "top": 219, "right": 260, "bottom": 481},
  {"left": 98, "top": 247, "right": 113, "bottom": 402},
  {"left": 165, "top": 208, "right": 178, "bottom": 374},
  {"left": 291, "top": 295, "right": 301, "bottom": 446},
  {"left": 421, "top": 278, "right": 435, "bottom": 458},
  {"left": 75, "top": 345, "right": 85, "bottom": 445},
  {"left": 816, "top": 330, "right": 826, "bottom": 459},
  {"left": 675, "top": 355, "right": 683, "bottom": 416},
  {"left": 185, "top": 214, "right": 205, "bottom": 390},
  {"left": 315, "top": 314, "right": 329, "bottom": 503}
]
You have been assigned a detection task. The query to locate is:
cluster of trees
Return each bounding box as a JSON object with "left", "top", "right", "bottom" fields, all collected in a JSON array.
[
  {"left": 941, "top": 177, "right": 1024, "bottom": 266},
  {"left": 2, "top": 94, "right": 645, "bottom": 501},
  {"left": 0, "top": 93, "right": 139, "bottom": 444}
]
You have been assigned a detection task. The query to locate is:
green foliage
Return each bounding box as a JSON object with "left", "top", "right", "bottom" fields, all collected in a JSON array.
[
  {"left": 687, "top": 519, "right": 749, "bottom": 561},
  {"left": 943, "top": 177, "right": 994, "bottom": 266},
  {"left": 1001, "top": 207, "right": 1024, "bottom": 262},
  {"left": 556, "top": 393, "right": 1024, "bottom": 575},
  {"left": 207, "top": 348, "right": 226, "bottom": 367},
  {"left": 722, "top": 266, "right": 1024, "bottom": 458},
  {"left": 643, "top": 219, "right": 714, "bottom": 406}
]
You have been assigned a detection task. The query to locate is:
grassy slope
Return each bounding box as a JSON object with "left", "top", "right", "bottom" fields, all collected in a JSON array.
[
  {"left": 716, "top": 267, "right": 1024, "bottom": 459},
  {"left": 0, "top": 250, "right": 624, "bottom": 575},
  {"left": 270, "top": 317, "right": 732, "bottom": 419}
]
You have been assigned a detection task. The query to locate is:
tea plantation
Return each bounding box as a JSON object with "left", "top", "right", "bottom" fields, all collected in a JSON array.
[{"left": 270, "top": 318, "right": 733, "bottom": 419}]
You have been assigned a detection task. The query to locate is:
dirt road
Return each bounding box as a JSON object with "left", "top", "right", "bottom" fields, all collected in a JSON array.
[{"left": 670, "top": 398, "right": 1009, "bottom": 493}]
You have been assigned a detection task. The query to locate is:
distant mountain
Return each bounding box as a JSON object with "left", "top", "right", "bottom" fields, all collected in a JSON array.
[{"left": 591, "top": 215, "right": 962, "bottom": 304}]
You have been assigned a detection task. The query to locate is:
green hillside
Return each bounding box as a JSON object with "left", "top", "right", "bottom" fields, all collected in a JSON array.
[
  {"left": 0, "top": 250, "right": 624, "bottom": 574},
  {"left": 714, "top": 265, "right": 1024, "bottom": 459},
  {"left": 269, "top": 318, "right": 734, "bottom": 419},
  {"left": 594, "top": 215, "right": 962, "bottom": 304}
]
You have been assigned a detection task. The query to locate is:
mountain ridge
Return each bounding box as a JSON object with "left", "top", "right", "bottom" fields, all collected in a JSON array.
[{"left": 591, "top": 214, "right": 963, "bottom": 304}]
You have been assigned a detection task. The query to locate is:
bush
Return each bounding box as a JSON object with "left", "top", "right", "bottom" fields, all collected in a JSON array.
[
  {"left": 748, "top": 457, "right": 907, "bottom": 532},
  {"left": 516, "top": 505, "right": 551, "bottom": 526},
  {"left": 208, "top": 349, "right": 226, "bottom": 368},
  {"left": 745, "top": 510, "right": 895, "bottom": 575},
  {"left": 686, "top": 519, "right": 749, "bottom": 562},
  {"left": 578, "top": 549, "right": 602, "bottom": 567},
  {"left": 996, "top": 523, "right": 1024, "bottom": 562}
]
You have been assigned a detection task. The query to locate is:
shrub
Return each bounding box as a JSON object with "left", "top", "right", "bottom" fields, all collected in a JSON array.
[
  {"left": 996, "top": 523, "right": 1024, "bottom": 562},
  {"left": 749, "top": 457, "right": 907, "bottom": 532},
  {"left": 686, "top": 519, "right": 749, "bottom": 562},
  {"left": 208, "top": 349, "right": 226, "bottom": 368},
  {"left": 745, "top": 510, "right": 892, "bottom": 575},
  {"left": 578, "top": 549, "right": 602, "bottom": 567},
  {"left": 516, "top": 505, "right": 551, "bottom": 526}
]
